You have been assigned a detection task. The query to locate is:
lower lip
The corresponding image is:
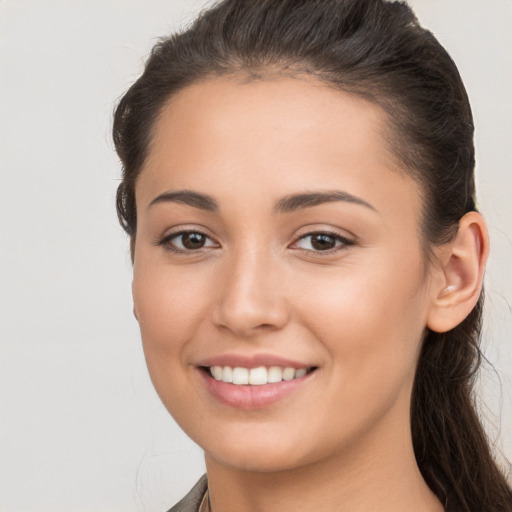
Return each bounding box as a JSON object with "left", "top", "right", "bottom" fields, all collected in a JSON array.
[{"left": 199, "top": 369, "right": 314, "bottom": 410}]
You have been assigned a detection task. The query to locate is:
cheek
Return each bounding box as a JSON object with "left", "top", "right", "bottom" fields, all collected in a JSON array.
[
  {"left": 132, "top": 261, "right": 214, "bottom": 375},
  {"left": 294, "top": 252, "right": 428, "bottom": 393},
  {"left": 294, "top": 265, "right": 427, "bottom": 449},
  {"left": 131, "top": 262, "right": 221, "bottom": 425}
]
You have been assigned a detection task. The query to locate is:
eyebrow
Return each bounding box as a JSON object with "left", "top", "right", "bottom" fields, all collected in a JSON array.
[
  {"left": 148, "top": 189, "right": 376, "bottom": 214},
  {"left": 149, "top": 190, "right": 219, "bottom": 211},
  {"left": 272, "top": 190, "right": 377, "bottom": 214}
]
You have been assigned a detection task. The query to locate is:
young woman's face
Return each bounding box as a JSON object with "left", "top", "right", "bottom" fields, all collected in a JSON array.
[{"left": 133, "top": 76, "right": 436, "bottom": 472}]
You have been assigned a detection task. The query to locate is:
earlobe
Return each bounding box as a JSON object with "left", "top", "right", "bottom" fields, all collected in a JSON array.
[{"left": 427, "top": 212, "right": 489, "bottom": 333}]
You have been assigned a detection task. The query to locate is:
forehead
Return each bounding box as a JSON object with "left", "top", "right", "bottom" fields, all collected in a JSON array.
[
  {"left": 145, "top": 74, "right": 395, "bottom": 174},
  {"left": 137, "top": 75, "right": 422, "bottom": 225}
]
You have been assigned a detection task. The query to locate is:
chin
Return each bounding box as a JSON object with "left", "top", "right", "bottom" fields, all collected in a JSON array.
[
  {"left": 205, "top": 443, "right": 311, "bottom": 473},
  {"left": 197, "top": 422, "right": 339, "bottom": 474}
]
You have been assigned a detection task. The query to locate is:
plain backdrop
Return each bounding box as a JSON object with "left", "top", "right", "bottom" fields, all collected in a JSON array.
[{"left": 1, "top": 1, "right": 511, "bottom": 511}]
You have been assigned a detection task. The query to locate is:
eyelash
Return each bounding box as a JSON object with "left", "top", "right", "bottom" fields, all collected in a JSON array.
[
  {"left": 293, "top": 230, "right": 355, "bottom": 254},
  {"left": 156, "top": 229, "right": 355, "bottom": 256},
  {"left": 156, "top": 229, "right": 216, "bottom": 254}
]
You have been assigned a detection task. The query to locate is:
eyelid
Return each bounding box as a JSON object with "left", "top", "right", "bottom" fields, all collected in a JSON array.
[
  {"left": 155, "top": 227, "right": 220, "bottom": 253},
  {"left": 154, "top": 226, "right": 355, "bottom": 255},
  {"left": 289, "top": 229, "right": 355, "bottom": 254}
]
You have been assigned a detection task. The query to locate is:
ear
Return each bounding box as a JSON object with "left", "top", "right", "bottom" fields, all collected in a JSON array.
[{"left": 427, "top": 212, "right": 489, "bottom": 333}]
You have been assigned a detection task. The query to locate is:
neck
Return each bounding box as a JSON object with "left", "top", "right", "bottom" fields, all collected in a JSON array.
[{"left": 204, "top": 411, "right": 443, "bottom": 512}]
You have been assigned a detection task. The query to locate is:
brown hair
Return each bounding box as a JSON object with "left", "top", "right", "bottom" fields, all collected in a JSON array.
[{"left": 113, "top": 1, "right": 512, "bottom": 509}]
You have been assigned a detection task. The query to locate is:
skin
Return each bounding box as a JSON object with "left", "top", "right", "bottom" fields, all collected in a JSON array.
[{"left": 132, "top": 75, "right": 488, "bottom": 512}]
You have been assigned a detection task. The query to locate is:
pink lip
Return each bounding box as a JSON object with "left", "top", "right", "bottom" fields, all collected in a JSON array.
[
  {"left": 197, "top": 367, "right": 316, "bottom": 411},
  {"left": 197, "top": 353, "right": 312, "bottom": 369}
]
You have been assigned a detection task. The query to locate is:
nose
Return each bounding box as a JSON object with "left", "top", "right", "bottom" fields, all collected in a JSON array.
[{"left": 211, "top": 247, "right": 290, "bottom": 338}]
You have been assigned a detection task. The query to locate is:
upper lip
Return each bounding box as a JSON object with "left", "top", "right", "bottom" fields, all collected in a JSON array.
[{"left": 197, "top": 353, "right": 314, "bottom": 369}]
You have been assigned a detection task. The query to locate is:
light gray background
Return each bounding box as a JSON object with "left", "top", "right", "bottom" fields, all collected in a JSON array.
[{"left": 1, "top": 1, "right": 510, "bottom": 511}]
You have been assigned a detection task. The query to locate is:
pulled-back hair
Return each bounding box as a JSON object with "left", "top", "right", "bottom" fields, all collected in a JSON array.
[{"left": 113, "top": 1, "right": 512, "bottom": 509}]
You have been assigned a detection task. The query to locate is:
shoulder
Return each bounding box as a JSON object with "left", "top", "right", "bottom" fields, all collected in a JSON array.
[{"left": 166, "top": 474, "right": 208, "bottom": 512}]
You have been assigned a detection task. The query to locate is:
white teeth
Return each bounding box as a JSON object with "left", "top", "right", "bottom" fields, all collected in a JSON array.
[
  {"left": 267, "top": 366, "right": 283, "bottom": 383},
  {"left": 232, "top": 367, "right": 249, "bottom": 385},
  {"left": 295, "top": 368, "right": 307, "bottom": 378},
  {"left": 282, "top": 367, "right": 295, "bottom": 381},
  {"left": 248, "top": 366, "right": 268, "bottom": 385},
  {"left": 222, "top": 366, "right": 233, "bottom": 383},
  {"left": 208, "top": 365, "right": 311, "bottom": 385},
  {"left": 212, "top": 366, "right": 223, "bottom": 380}
]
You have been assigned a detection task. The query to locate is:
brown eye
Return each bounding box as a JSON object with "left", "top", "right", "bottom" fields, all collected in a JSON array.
[
  {"left": 159, "top": 230, "right": 218, "bottom": 252},
  {"left": 181, "top": 232, "right": 207, "bottom": 249},
  {"left": 293, "top": 231, "right": 354, "bottom": 253},
  {"left": 310, "top": 234, "right": 337, "bottom": 250}
]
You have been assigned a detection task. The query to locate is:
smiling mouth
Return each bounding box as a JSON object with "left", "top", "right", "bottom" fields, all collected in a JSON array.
[{"left": 202, "top": 365, "right": 317, "bottom": 386}]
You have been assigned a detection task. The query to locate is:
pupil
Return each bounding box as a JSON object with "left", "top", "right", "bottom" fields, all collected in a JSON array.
[
  {"left": 183, "top": 232, "right": 205, "bottom": 249},
  {"left": 312, "top": 234, "right": 335, "bottom": 250}
]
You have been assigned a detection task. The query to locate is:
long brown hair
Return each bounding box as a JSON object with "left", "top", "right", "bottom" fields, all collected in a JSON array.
[{"left": 113, "top": 1, "right": 512, "bottom": 509}]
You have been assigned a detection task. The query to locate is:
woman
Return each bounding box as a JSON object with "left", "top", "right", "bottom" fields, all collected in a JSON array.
[{"left": 113, "top": 0, "right": 512, "bottom": 510}]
